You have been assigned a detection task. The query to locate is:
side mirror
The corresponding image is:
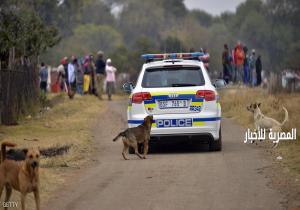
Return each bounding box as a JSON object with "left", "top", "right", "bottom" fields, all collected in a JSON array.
[
  {"left": 213, "top": 79, "right": 227, "bottom": 89},
  {"left": 123, "top": 82, "right": 134, "bottom": 94}
]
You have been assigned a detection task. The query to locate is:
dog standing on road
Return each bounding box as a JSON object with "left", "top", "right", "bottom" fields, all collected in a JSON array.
[
  {"left": 113, "top": 115, "right": 153, "bottom": 160},
  {"left": 247, "top": 102, "right": 289, "bottom": 146},
  {"left": 0, "top": 142, "right": 41, "bottom": 210}
]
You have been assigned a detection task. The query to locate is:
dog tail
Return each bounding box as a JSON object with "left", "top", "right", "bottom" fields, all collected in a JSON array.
[
  {"left": 112, "top": 131, "right": 126, "bottom": 142},
  {"left": 1, "top": 141, "right": 16, "bottom": 163},
  {"left": 281, "top": 106, "right": 289, "bottom": 126}
]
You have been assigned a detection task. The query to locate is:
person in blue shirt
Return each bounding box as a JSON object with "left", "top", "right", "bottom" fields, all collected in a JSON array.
[{"left": 39, "top": 62, "right": 48, "bottom": 92}]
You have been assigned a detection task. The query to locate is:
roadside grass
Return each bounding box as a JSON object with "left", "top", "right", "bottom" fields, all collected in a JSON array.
[
  {"left": 219, "top": 87, "right": 300, "bottom": 175},
  {"left": 0, "top": 93, "right": 106, "bottom": 209}
]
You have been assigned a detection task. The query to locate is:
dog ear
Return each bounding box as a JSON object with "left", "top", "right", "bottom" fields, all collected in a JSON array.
[
  {"left": 257, "top": 103, "right": 261, "bottom": 107},
  {"left": 22, "top": 148, "right": 28, "bottom": 155}
]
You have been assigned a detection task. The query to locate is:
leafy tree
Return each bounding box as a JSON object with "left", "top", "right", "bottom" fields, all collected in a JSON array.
[
  {"left": 159, "top": 0, "right": 187, "bottom": 18},
  {"left": 43, "top": 24, "right": 122, "bottom": 64},
  {"left": 160, "top": 36, "right": 186, "bottom": 53},
  {"left": 118, "top": 1, "right": 165, "bottom": 47},
  {"left": 190, "top": 10, "right": 213, "bottom": 27},
  {"left": 28, "top": 0, "right": 300, "bottom": 74},
  {"left": 207, "top": 23, "right": 234, "bottom": 71},
  {"left": 0, "top": 6, "right": 60, "bottom": 62},
  {"left": 80, "top": 1, "right": 115, "bottom": 26},
  {"left": 285, "top": 40, "right": 300, "bottom": 68}
]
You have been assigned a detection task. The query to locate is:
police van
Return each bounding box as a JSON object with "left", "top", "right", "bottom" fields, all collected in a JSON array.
[{"left": 123, "top": 52, "right": 224, "bottom": 151}]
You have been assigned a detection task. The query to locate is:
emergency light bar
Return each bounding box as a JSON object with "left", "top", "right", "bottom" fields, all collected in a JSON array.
[{"left": 141, "top": 52, "right": 204, "bottom": 61}]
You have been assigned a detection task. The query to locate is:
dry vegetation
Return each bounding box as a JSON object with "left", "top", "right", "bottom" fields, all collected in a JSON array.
[
  {"left": 0, "top": 93, "right": 106, "bottom": 209},
  {"left": 219, "top": 87, "right": 300, "bottom": 176}
]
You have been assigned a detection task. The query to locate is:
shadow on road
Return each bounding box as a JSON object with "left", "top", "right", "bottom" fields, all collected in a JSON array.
[{"left": 148, "top": 141, "right": 210, "bottom": 154}]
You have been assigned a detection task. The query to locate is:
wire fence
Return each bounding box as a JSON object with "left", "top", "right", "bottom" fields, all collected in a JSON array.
[{"left": 0, "top": 64, "right": 39, "bottom": 125}]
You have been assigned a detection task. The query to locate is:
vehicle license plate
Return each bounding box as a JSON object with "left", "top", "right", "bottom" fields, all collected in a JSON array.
[{"left": 158, "top": 100, "right": 188, "bottom": 109}]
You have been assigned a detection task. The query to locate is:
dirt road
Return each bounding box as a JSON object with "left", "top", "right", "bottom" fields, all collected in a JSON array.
[{"left": 45, "top": 99, "right": 286, "bottom": 210}]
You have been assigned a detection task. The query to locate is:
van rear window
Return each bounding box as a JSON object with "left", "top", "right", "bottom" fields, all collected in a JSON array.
[{"left": 142, "top": 66, "right": 205, "bottom": 88}]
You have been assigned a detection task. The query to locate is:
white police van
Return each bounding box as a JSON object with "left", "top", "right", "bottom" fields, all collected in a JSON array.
[{"left": 123, "top": 52, "right": 224, "bottom": 151}]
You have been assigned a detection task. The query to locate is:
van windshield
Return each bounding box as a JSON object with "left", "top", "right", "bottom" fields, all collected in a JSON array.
[{"left": 142, "top": 66, "right": 205, "bottom": 88}]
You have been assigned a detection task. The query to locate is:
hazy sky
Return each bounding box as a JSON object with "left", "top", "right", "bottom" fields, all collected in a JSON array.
[{"left": 184, "top": 0, "right": 246, "bottom": 15}]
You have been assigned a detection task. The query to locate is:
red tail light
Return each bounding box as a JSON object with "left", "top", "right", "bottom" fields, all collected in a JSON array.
[
  {"left": 132, "top": 92, "right": 152, "bottom": 104},
  {"left": 196, "top": 90, "right": 216, "bottom": 101}
]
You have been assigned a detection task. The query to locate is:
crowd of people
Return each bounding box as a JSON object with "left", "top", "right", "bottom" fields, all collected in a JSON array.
[
  {"left": 39, "top": 43, "right": 263, "bottom": 98},
  {"left": 39, "top": 51, "right": 117, "bottom": 100},
  {"left": 222, "top": 41, "right": 262, "bottom": 86}
]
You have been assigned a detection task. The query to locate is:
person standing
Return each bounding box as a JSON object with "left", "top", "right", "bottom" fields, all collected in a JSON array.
[
  {"left": 105, "top": 58, "right": 117, "bottom": 101},
  {"left": 95, "top": 51, "right": 106, "bottom": 99},
  {"left": 256, "top": 55, "right": 262, "bottom": 86},
  {"left": 233, "top": 46, "right": 238, "bottom": 83},
  {"left": 57, "top": 58, "right": 67, "bottom": 92},
  {"left": 222, "top": 44, "right": 231, "bottom": 83},
  {"left": 83, "top": 56, "right": 92, "bottom": 94},
  {"left": 243, "top": 46, "right": 249, "bottom": 85},
  {"left": 234, "top": 42, "right": 245, "bottom": 84},
  {"left": 39, "top": 62, "right": 48, "bottom": 93},
  {"left": 249, "top": 49, "right": 256, "bottom": 86},
  {"left": 75, "top": 58, "right": 84, "bottom": 95},
  {"left": 68, "top": 57, "right": 76, "bottom": 97},
  {"left": 89, "top": 54, "right": 97, "bottom": 95},
  {"left": 202, "top": 48, "right": 210, "bottom": 71},
  {"left": 63, "top": 57, "right": 69, "bottom": 85}
]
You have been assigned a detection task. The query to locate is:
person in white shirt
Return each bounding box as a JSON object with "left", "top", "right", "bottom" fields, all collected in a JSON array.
[
  {"left": 105, "top": 58, "right": 117, "bottom": 100},
  {"left": 68, "top": 61, "right": 75, "bottom": 85},
  {"left": 67, "top": 56, "right": 77, "bottom": 98}
]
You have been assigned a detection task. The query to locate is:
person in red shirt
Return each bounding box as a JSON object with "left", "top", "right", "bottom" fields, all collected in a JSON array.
[{"left": 233, "top": 42, "right": 245, "bottom": 84}]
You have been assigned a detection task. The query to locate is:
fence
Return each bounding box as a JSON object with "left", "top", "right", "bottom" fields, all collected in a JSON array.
[{"left": 0, "top": 64, "right": 39, "bottom": 125}]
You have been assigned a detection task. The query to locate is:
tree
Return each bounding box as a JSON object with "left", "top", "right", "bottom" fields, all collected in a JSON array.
[
  {"left": 80, "top": 1, "right": 115, "bottom": 26},
  {"left": 118, "top": 1, "right": 165, "bottom": 47},
  {"left": 160, "top": 36, "right": 186, "bottom": 53},
  {"left": 190, "top": 10, "right": 213, "bottom": 27},
  {"left": 43, "top": 24, "right": 123, "bottom": 64},
  {"left": 207, "top": 23, "right": 234, "bottom": 71},
  {"left": 0, "top": 6, "right": 60, "bottom": 65}
]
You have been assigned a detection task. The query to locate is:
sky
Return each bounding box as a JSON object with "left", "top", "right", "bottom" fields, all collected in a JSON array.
[{"left": 184, "top": 0, "right": 246, "bottom": 16}]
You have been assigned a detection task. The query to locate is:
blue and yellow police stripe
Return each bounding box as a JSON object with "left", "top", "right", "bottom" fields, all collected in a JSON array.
[{"left": 128, "top": 117, "right": 221, "bottom": 127}]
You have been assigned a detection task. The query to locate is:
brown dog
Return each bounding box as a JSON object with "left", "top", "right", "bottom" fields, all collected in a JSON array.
[
  {"left": 113, "top": 115, "right": 153, "bottom": 160},
  {"left": 0, "top": 142, "right": 40, "bottom": 210}
]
